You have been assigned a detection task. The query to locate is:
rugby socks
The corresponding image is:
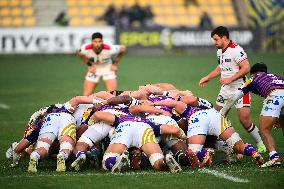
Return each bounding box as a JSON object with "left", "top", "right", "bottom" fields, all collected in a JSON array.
[
  {"left": 76, "top": 151, "right": 87, "bottom": 159},
  {"left": 30, "top": 151, "right": 40, "bottom": 163},
  {"left": 269, "top": 151, "right": 279, "bottom": 160},
  {"left": 59, "top": 151, "right": 69, "bottom": 160},
  {"left": 247, "top": 123, "right": 263, "bottom": 144}
]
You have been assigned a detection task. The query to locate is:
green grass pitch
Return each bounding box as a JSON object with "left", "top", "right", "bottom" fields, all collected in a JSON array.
[{"left": 0, "top": 52, "right": 283, "bottom": 189}]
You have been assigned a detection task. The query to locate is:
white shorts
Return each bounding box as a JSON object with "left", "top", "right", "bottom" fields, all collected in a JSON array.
[
  {"left": 110, "top": 121, "right": 157, "bottom": 148},
  {"left": 261, "top": 89, "right": 284, "bottom": 118},
  {"left": 85, "top": 64, "right": 116, "bottom": 83},
  {"left": 216, "top": 84, "right": 251, "bottom": 108},
  {"left": 39, "top": 113, "right": 76, "bottom": 141},
  {"left": 81, "top": 122, "right": 112, "bottom": 144},
  {"left": 146, "top": 114, "right": 180, "bottom": 143},
  {"left": 187, "top": 109, "right": 232, "bottom": 138}
]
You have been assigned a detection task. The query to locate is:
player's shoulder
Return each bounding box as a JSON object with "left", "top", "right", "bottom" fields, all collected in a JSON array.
[
  {"left": 82, "top": 43, "right": 93, "bottom": 50},
  {"left": 228, "top": 41, "right": 244, "bottom": 52},
  {"left": 102, "top": 43, "right": 111, "bottom": 50}
]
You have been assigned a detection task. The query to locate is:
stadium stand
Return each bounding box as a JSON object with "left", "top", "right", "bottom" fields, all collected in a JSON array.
[
  {"left": 65, "top": 0, "right": 239, "bottom": 27},
  {"left": 0, "top": 0, "right": 238, "bottom": 28},
  {"left": 0, "top": 0, "right": 35, "bottom": 27}
]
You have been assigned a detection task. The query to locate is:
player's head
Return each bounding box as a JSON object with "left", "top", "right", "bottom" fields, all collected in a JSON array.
[
  {"left": 211, "top": 26, "right": 230, "bottom": 49},
  {"left": 250, "top": 62, "right": 268, "bottom": 74},
  {"left": 91, "top": 32, "right": 103, "bottom": 53}
]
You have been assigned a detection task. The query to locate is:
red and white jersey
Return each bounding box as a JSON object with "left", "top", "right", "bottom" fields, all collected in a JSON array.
[
  {"left": 217, "top": 41, "right": 248, "bottom": 85},
  {"left": 80, "top": 43, "right": 121, "bottom": 66}
]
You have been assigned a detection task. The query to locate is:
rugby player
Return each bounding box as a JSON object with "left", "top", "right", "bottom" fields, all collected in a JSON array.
[
  {"left": 220, "top": 62, "right": 284, "bottom": 167},
  {"left": 199, "top": 26, "right": 266, "bottom": 153},
  {"left": 77, "top": 32, "right": 126, "bottom": 95}
]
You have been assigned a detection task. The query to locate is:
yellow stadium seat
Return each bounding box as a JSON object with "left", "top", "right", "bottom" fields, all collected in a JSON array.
[
  {"left": 175, "top": 0, "right": 184, "bottom": 5},
  {"left": 211, "top": 6, "right": 222, "bottom": 15},
  {"left": 114, "top": 0, "right": 125, "bottom": 7},
  {"left": 0, "top": 0, "right": 8, "bottom": 7},
  {"left": 24, "top": 17, "right": 35, "bottom": 26},
  {"left": 124, "top": 0, "right": 135, "bottom": 7},
  {"left": 190, "top": 15, "right": 200, "bottom": 26},
  {"left": 12, "top": 17, "right": 23, "bottom": 26},
  {"left": 66, "top": 0, "right": 77, "bottom": 7},
  {"left": 146, "top": 0, "right": 160, "bottom": 6},
  {"left": 226, "top": 15, "right": 238, "bottom": 26},
  {"left": 23, "top": 7, "right": 33, "bottom": 16},
  {"left": 213, "top": 15, "right": 225, "bottom": 25},
  {"left": 11, "top": 8, "right": 21, "bottom": 16},
  {"left": 81, "top": 7, "right": 92, "bottom": 16},
  {"left": 163, "top": 6, "right": 175, "bottom": 15},
  {"left": 21, "top": 0, "right": 32, "bottom": 7},
  {"left": 223, "top": 5, "right": 234, "bottom": 14},
  {"left": 154, "top": 16, "right": 165, "bottom": 25},
  {"left": 10, "top": 0, "right": 19, "bottom": 6},
  {"left": 152, "top": 6, "right": 163, "bottom": 15},
  {"left": 82, "top": 16, "right": 94, "bottom": 25},
  {"left": 165, "top": 16, "right": 177, "bottom": 27},
  {"left": 92, "top": 8, "right": 104, "bottom": 16},
  {"left": 101, "top": 0, "right": 112, "bottom": 7},
  {"left": 1, "top": 17, "right": 12, "bottom": 27},
  {"left": 162, "top": 0, "right": 172, "bottom": 5},
  {"left": 68, "top": 7, "right": 79, "bottom": 16},
  {"left": 187, "top": 5, "right": 198, "bottom": 15},
  {"left": 175, "top": 5, "right": 186, "bottom": 15},
  {"left": 179, "top": 15, "right": 191, "bottom": 26},
  {"left": 79, "top": 0, "right": 89, "bottom": 6},
  {"left": 70, "top": 17, "right": 81, "bottom": 26},
  {"left": 0, "top": 8, "right": 10, "bottom": 16}
]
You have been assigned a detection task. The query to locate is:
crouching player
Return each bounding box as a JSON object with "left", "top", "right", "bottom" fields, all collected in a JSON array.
[
  {"left": 153, "top": 99, "right": 264, "bottom": 168},
  {"left": 91, "top": 110, "right": 184, "bottom": 173},
  {"left": 27, "top": 96, "right": 101, "bottom": 173},
  {"left": 220, "top": 62, "right": 284, "bottom": 167}
]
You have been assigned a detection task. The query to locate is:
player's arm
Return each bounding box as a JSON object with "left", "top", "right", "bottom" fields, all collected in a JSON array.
[
  {"left": 129, "top": 105, "right": 171, "bottom": 116},
  {"left": 220, "top": 78, "right": 253, "bottom": 116},
  {"left": 112, "top": 45, "right": 126, "bottom": 66},
  {"left": 76, "top": 49, "right": 94, "bottom": 66},
  {"left": 199, "top": 66, "right": 221, "bottom": 87},
  {"left": 64, "top": 96, "right": 104, "bottom": 113},
  {"left": 221, "top": 59, "right": 250, "bottom": 85}
]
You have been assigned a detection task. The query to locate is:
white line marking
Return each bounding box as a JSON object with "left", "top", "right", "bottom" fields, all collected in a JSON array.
[
  {"left": 0, "top": 171, "right": 195, "bottom": 179},
  {"left": 199, "top": 168, "right": 249, "bottom": 183},
  {"left": 0, "top": 103, "right": 10, "bottom": 109}
]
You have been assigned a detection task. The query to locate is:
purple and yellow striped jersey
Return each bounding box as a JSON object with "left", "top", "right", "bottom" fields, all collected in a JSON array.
[{"left": 241, "top": 72, "right": 284, "bottom": 98}]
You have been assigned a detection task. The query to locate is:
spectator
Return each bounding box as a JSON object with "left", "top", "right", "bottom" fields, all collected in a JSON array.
[
  {"left": 144, "top": 5, "right": 155, "bottom": 28},
  {"left": 118, "top": 5, "right": 130, "bottom": 29},
  {"left": 184, "top": 0, "right": 199, "bottom": 7},
  {"left": 54, "top": 11, "right": 69, "bottom": 26},
  {"left": 199, "top": 12, "right": 213, "bottom": 29},
  {"left": 129, "top": 2, "right": 145, "bottom": 27},
  {"left": 102, "top": 4, "right": 118, "bottom": 26}
]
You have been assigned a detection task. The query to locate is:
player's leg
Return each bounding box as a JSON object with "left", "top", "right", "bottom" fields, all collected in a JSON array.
[
  {"left": 236, "top": 93, "right": 266, "bottom": 153},
  {"left": 103, "top": 143, "right": 129, "bottom": 173},
  {"left": 104, "top": 78, "right": 117, "bottom": 92},
  {"left": 71, "top": 122, "right": 112, "bottom": 171},
  {"left": 259, "top": 115, "right": 281, "bottom": 167},
  {"left": 219, "top": 127, "right": 264, "bottom": 166},
  {"left": 28, "top": 132, "right": 56, "bottom": 173},
  {"left": 83, "top": 80, "right": 97, "bottom": 96}
]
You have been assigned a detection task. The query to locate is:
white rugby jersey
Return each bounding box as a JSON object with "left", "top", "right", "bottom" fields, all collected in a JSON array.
[
  {"left": 80, "top": 43, "right": 121, "bottom": 66},
  {"left": 217, "top": 41, "right": 248, "bottom": 85}
]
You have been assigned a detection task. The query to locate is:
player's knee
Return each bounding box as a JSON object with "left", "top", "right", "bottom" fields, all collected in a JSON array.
[
  {"left": 102, "top": 152, "right": 120, "bottom": 171},
  {"left": 77, "top": 136, "right": 94, "bottom": 149},
  {"left": 59, "top": 141, "right": 74, "bottom": 154},
  {"left": 188, "top": 144, "right": 203, "bottom": 153},
  {"left": 226, "top": 132, "right": 242, "bottom": 149},
  {"left": 149, "top": 153, "right": 164, "bottom": 170}
]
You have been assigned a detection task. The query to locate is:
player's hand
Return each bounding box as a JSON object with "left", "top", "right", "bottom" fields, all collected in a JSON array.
[
  {"left": 88, "top": 66, "right": 96, "bottom": 73},
  {"left": 111, "top": 64, "right": 117, "bottom": 73},
  {"left": 219, "top": 78, "right": 232, "bottom": 85},
  {"left": 199, "top": 76, "right": 209, "bottom": 87}
]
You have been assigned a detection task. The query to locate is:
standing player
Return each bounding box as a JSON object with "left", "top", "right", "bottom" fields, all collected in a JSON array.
[
  {"left": 77, "top": 32, "right": 126, "bottom": 95},
  {"left": 220, "top": 63, "right": 284, "bottom": 167},
  {"left": 199, "top": 26, "right": 266, "bottom": 152}
]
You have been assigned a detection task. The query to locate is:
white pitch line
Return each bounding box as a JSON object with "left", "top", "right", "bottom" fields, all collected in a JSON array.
[
  {"left": 0, "top": 103, "right": 10, "bottom": 109},
  {"left": 0, "top": 171, "right": 195, "bottom": 179},
  {"left": 199, "top": 168, "right": 249, "bottom": 183}
]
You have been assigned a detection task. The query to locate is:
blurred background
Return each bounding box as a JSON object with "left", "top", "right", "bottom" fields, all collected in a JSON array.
[{"left": 0, "top": 0, "right": 283, "bottom": 54}]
